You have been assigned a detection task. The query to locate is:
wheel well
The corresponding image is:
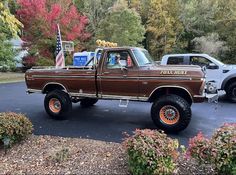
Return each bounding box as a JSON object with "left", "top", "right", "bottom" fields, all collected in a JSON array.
[
  {"left": 149, "top": 87, "right": 193, "bottom": 105},
  {"left": 42, "top": 84, "right": 66, "bottom": 94},
  {"left": 224, "top": 78, "right": 236, "bottom": 91}
]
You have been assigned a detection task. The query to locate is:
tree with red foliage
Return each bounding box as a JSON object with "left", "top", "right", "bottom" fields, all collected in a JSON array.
[{"left": 17, "top": 0, "right": 90, "bottom": 66}]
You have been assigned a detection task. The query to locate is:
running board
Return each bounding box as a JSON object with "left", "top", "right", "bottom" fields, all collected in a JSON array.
[{"left": 119, "top": 99, "right": 129, "bottom": 108}]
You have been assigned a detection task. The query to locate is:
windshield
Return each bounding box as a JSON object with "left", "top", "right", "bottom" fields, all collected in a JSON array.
[{"left": 132, "top": 48, "right": 155, "bottom": 66}]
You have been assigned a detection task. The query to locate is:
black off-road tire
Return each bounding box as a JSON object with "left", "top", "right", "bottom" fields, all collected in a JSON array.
[
  {"left": 226, "top": 82, "right": 236, "bottom": 103},
  {"left": 151, "top": 94, "right": 191, "bottom": 132},
  {"left": 44, "top": 90, "right": 72, "bottom": 119},
  {"left": 80, "top": 98, "right": 98, "bottom": 108}
]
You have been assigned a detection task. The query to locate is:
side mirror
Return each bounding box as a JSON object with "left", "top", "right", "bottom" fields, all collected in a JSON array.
[
  {"left": 207, "top": 63, "right": 219, "bottom": 69},
  {"left": 125, "top": 65, "right": 133, "bottom": 69}
]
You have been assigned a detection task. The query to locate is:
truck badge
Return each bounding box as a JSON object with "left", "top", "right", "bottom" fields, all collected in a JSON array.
[{"left": 160, "top": 70, "right": 187, "bottom": 75}]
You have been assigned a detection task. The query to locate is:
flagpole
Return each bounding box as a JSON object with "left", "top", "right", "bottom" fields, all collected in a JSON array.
[
  {"left": 57, "top": 24, "right": 63, "bottom": 53},
  {"left": 55, "top": 24, "right": 65, "bottom": 68}
]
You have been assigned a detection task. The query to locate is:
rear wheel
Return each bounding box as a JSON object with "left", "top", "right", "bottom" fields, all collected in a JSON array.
[
  {"left": 151, "top": 94, "right": 191, "bottom": 132},
  {"left": 226, "top": 82, "right": 236, "bottom": 103},
  {"left": 44, "top": 90, "right": 72, "bottom": 119},
  {"left": 80, "top": 98, "right": 98, "bottom": 108}
]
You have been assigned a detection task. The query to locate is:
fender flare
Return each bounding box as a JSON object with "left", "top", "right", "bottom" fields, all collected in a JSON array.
[
  {"left": 148, "top": 85, "right": 193, "bottom": 103},
  {"left": 42, "top": 82, "right": 68, "bottom": 93},
  {"left": 221, "top": 74, "right": 236, "bottom": 90}
]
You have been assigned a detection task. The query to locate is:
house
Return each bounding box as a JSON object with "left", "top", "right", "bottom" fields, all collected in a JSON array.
[{"left": 10, "top": 38, "right": 28, "bottom": 68}]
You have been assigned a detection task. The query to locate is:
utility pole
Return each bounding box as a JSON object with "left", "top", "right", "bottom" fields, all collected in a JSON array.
[{"left": 127, "top": 0, "right": 131, "bottom": 8}]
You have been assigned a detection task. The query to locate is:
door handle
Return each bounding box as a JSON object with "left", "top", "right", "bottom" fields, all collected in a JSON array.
[
  {"left": 86, "top": 72, "right": 93, "bottom": 74},
  {"left": 103, "top": 72, "right": 110, "bottom": 74}
]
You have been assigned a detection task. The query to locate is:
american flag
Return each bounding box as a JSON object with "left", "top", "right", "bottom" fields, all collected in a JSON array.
[{"left": 55, "top": 24, "right": 65, "bottom": 68}]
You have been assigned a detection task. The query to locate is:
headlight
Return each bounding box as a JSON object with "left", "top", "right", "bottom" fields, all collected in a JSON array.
[
  {"left": 199, "top": 78, "right": 206, "bottom": 94},
  {"left": 206, "top": 81, "right": 217, "bottom": 94}
]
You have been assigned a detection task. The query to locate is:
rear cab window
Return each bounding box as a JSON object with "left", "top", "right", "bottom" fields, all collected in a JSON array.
[{"left": 167, "top": 57, "right": 184, "bottom": 65}]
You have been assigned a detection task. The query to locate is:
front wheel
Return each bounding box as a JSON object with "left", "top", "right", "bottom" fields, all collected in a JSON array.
[
  {"left": 44, "top": 90, "right": 72, "bottom": 119},
  {"left": 226, "top": 82, "right": 236, "bottom": 103},
  {"left": 151, "top": 94, "right": 191, "bottom": 132}
]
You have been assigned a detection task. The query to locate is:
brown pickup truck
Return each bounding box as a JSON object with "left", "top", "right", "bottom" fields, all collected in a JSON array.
[{"left": 25, "top": 47, "right": 206, "bottom": 132}]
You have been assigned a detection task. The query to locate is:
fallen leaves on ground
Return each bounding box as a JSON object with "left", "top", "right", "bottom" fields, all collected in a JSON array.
[
  {"left": 0, "top": 135, "right": 216, "bottom": 174},
  {"left": 0, "top": 135, "right": 128, "bottom": 174}
]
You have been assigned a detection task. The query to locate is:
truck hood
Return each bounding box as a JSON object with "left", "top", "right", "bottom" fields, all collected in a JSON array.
[
  {"left": 139, "top": 65, "right": 204, "bottom": 78},
  {"left": 223, "top": 64, "right": 236, "bottom": 70}
]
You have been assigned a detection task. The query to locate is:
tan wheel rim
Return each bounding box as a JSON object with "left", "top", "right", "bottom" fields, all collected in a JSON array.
[
  {"left": 49, "top": 98, "right": 61, "bottom": 113},
  {"left": 159, "top": 105, "right": 180, "bottom": 125}
]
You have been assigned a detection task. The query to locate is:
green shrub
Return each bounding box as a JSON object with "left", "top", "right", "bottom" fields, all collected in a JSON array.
[
  {"left": 186, "top": 123, "right": 236, "bottom": 175},
  {"left": 0, "top": 65, "right": 10, "bottom": 72},
  {"left": 123, "top": 129, "right": 179, "bottom": 175},
  {"left": 35, "top": 57, "right": 54, "bottom": 67},
  {"left": 186, "top": 132, "right": 211, "bottom": 164},
  {"left": 0, "top": 63, "right": 16, "bottom": 72},
  {"left": 210, "top": 123, "right": 236, "bottom": 175},
  {"left": 0, "top": 112, "right": 33, "bottom": 148},
  {"left": 35, "top": 54, "right": 73, "bottom": 67},
  {"left": 0, "top": 37, "right": 17, "bottom": 72}
]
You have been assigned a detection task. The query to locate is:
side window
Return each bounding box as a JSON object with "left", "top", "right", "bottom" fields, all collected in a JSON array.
[
  {"left": 167, "top": 57, "right": 184, "bottom": 65},
  {"left": 190, "top": 56, "right": 212, "bottom": 67},
  {"left": 106, "top": 51, "right": 134, "bottom": 69}
]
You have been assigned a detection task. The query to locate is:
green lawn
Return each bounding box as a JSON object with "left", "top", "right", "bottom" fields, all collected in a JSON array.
[{"left": 0, "top": 72, "right": 25, "bottom": 84}]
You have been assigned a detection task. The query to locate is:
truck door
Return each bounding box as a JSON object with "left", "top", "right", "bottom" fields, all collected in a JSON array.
[
  {"left": 98, "top": 50, "right": 139, "bottom": 99},
  {"left": 190, "top": 56, "right": 221, "bottom": 86}
]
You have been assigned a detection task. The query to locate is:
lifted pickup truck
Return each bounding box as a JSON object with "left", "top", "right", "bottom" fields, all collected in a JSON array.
[
  {"left": 161, "top": 54, "right": 236, "bottom": 102},
  {"left": 25, "top": 47, "right": 206, "bottom": 132}
]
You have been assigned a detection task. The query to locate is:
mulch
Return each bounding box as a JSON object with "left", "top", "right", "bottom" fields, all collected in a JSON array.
[{"left": 0, "top": 135, "right": 216, "bottom": 174}]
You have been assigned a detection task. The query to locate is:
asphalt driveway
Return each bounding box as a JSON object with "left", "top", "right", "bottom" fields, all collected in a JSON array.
[{"left": 0, "top": 82, "right": 235, "bottom": 145}]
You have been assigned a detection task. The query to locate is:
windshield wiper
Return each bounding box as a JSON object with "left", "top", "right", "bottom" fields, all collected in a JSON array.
[{"left": 144, "top": 62, "right": 152, "bottom": 65}]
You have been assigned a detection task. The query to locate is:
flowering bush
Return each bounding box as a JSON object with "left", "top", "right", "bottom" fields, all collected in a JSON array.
[
  {"left": 0, "top": 112, "right": 33, "bottom": 148},
  {"left": 186, "top": 132, "right": 211, "bottom": 163},
  {"left": 123, "top": 129, "right": 178, "bottom": 175},
  {"left": 210, "top": 123, "right": 236, "bottom": 174},
  {"left": 22, "top": 55, "right": 37, "bottom": 69},
  {"left": 186, "top": 123, "right": 236, "bottom": 175}
]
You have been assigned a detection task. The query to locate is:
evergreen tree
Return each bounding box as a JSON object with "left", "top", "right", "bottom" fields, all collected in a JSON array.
[
  {"left": 73, "top": 0, "right": 116, "bottom": 49},
  {"left": 96, "top": 0, "right": 145, "bottom": 46},
  {"left": 212, "top": 0, "right": 236, "bottom": 63},
  {"left": 0, "top": 1, "right": 22, "bottom": 71},
  {"left": 146, "top": 0, "right": 183, "bottom": 59}
]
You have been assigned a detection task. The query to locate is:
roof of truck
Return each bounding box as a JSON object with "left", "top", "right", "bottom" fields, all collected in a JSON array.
[
  {"left": 163, "top": 53, "right": 210, "bottom": 57},
  {"left": 98, "top": 47, "right": 144, "bottom": 50}
]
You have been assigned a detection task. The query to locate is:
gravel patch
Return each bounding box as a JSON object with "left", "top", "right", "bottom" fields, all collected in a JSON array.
[
  {"left": 0, "top": 135, "right": 129, "bottom": 174},
  {"left": 0, "top": 135, "right": 216, "bottom": 174},
  {"left": 176, "top": 154, "right": 216, "bottom": 175}
]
